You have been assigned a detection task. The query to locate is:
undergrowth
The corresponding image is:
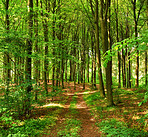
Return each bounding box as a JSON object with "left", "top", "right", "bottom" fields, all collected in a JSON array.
[
  {"left": 57, "top": 92, "right": 81, "bottom": 137},
  {"left": 57, "top": 118, "right": 81, "bottom": 137},
  {"left": 0, "top": 117, "right": 56, "bottom": 137},
  {"left": 83, "top": 89, "right": 148, "bottom": 136},
  {"left": 97, "top": 119, "right": 148, "bottom": 137}
]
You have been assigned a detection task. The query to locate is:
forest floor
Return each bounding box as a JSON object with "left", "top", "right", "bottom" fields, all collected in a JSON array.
[
  {"left": 32, "top": 81, "right": 148, "bottom": 137},
  {"left": 41, "top": 82, "right": 101, "bottom": 137},
  {"left": 0, "top": 81, "right": 148, "bottom": 137}
]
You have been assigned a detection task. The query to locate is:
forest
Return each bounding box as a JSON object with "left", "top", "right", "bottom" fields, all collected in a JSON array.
[{"left": 0, "top": 0, "right": 148, "bottom": 136}]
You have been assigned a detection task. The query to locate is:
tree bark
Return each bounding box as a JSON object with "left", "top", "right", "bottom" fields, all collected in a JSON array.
[
  {"left": 25, "top": 0, "right": 33, "bottom": 115},
  {"left": 115, "top": 0, "right": 121, "bottom": 88},
  {"left": 5, "top": 0, "right": 11, "bottom": 98},
  {"left": 41, "top": 0, "right": 49, "bottom": 95},
  {"left": 94, "top": 0, "right": 105, "bottom": 96},
  {"left": 52, "top": 0, "right": 56, "bottom": 91},
  {"left": 132, "top": 0, "right": 145, "bottom": 87},
  {"left": 91, "top": 32, "right": 94, "bottom": 88},
  {"left": 34, "top": 0, "right": 39, "bottom": 100},
  {"left": 100, "top": 0, "right": 114, "bottom": 106}
]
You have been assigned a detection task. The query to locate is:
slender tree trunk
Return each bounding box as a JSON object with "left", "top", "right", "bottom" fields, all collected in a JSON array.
[
  {"left": 56, "top": 62, "right": 60, "bottom": 87},
  {"left": 145, "top": 51, "right": 147, "bottom": 86},
  {"left": 41, "top": 0, "right": 49, "bottom": 95},
  {"left": 115, "top": 0, "right": 121, "bottom": 88},
  {"left": 77, "top": 47, "right": 81, "bottom": 84},
  {"left": 34, "top": 0, "right": 40, "bottom": 101},
  {"left": 73, "top": 32, "right": 77, "bottom": 90},
  {"left": 25, "top": 0, "right": 33, "bottom": 115},
  {"left": 93, "top": 44, "right": 96, "bottom": 88},
  {"left": 65, "top": 58, "right": 68, "bottom": 82},
  {"left": 126, "top": 47, "right": 129, "bottom": 88},
  {"left": 94, "top": 0, "right": 105, "bottom": 96},
  {"left": 82, "top": 23, "right": 86, "bottom": 90},
  {"left": 69, "top": 51, "right": 73, "bottom": 81},
  {"left": 52, "top": 0, "right": 56, "bottom": 91},
  {"left": 5, "top": 0, "right": 10, "bottom": 99},
  {"left": 87, "top": 49, "right": 90, "bottom": 83},
  {"left": 86, "top": 30, "right": 90, "bottom": 83},
  {"left": 91, "top": 33, "right": 94, "bottom": 88},
  {"left": 61, "top": 53, "right": 64, "bottom": 89},
  {"left": 125, "top": 11, "right": 131, "bottom": 88},
  {"left": 34, "top": 0, "right": 39, "bottom": 100},
  {"left": 128, "top": 51, "right": 131, "bottom": 88},
  {"left": 81, "top": 47, "right": 83, "bottom": 84},
  {"left": 121, "top": 23, "right": 126, "bottom": 87},
  {"left": 146, "top": 2, "right": 148, "bottom": 86},
  {"left": 132, "top": 0, "right": 144, "bottom": 87}
]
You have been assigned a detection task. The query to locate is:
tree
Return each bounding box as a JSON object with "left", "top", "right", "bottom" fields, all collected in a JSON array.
[
  {"left": 25, "top": 0, "right": 33, "bottom": 115},
  {"left": 41, "top": 0, "right": 49, "bottom": 95},
  {"left": 114, "top": 0, "right": 121, "bottom": 88},
  {"left": 131, "top": 0, "right": 145, "bottom": 87},
  {"left": 5, "top": 0, "right": 11, "bottom": 100},
  {"left": 94, "top": 0, "right": 105, "bottom": 96},
  {"left": 100, "top": 0, "right": 114, "bottom": 106}
]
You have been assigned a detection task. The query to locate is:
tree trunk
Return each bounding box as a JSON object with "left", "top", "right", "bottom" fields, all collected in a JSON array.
[
  {"left": 41, "top": 0, "right": 49, "bottom": 95},
  {"left": 108, "top": 0, "right": 113, "bottom": 86},
  {"left": 5, "top": 0, "right": 10, "bottom": 99},
  {"left": 132, "top": 0, "right": 144, "bottom": 87},
  {"left": 145, "top": 51, "right": 147, "bottom": 86},
  {"left": 120, "top": 23, "right": 126, "bottom": 87},
  {"left": 77, "top": 47, "right": 81, "bottom": 84},
  {"left": 94, "top": 0, "right": 105, "bottom": 96},
  {"left": 94, "top": 44, "right": 96, "bottom": 88},
  {"left": 34, "top": 0, "right": 39, "bottom": 100},
  {"left": 115, "top": 0, "right": 121, "bottom": 88},
  {"left": 91, "top": 33, "right": 94, "bottom": 88},
  {"left": 65, "top": 58, "right": 68, "bottom": 82},
  {"left": 69, "top": 51, "right": 73, "bottom": 81},
  {"left": 87, "top": 31, "right": 90, "bottom": 83},
  {"left": 25, "top": 0, "right": 33, "bottom": 115},
  {"left": 100, "top": 0, "right": 114, "bottom": 106},
  {"left": 146, "top": 2, "right": 148, "bottom": 86},
  {"left": 52, "top": 0, "right": 56, "bottom": 91}
]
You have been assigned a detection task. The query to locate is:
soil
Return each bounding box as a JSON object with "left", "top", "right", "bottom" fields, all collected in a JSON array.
[
  {"left": 76, "top": 92, "right": 101, "bottom": 137},
  {"left": 42, "top": 82, "right": 101, "bottom": 137}
]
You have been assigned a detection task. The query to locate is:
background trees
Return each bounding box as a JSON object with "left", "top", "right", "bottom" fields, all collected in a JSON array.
[{"left": 0, "top": 0, "right": 147, "bottom": 115}]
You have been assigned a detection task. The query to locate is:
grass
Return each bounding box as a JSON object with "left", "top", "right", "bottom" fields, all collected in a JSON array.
[
  {"left": 69, "top": 94, "right": 79, "bottom": 115},
  {"left": 0, "top": 117, "right": 57, "bottom": 137},
  {"left": 83, "top": 88, "right": 148, "bottom": 136},
  {"left": 57, "top": 92, "right": 81, "bottom": 137},
  {"left": 0, "top": 87, "right": 69, "bottom": 137},
  {"left": 57, "top": 118, "right": 81, "bottom": 137},
  {"left": 97, "top": 119, "right": 148, "bottom": 137}
]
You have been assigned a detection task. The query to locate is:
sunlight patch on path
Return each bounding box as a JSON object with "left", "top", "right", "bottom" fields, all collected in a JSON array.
[
  {"left": 42, "top": 103, "right": 72, "bottom": 109},
  {"left": 42, "top": 103, "right": 64, "bottom": 108}
]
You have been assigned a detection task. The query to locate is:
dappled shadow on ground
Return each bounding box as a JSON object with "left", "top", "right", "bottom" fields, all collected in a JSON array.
[
  {"left": 75, "top": 94, "right": 101, "bottom": 137},
  {"left": 89, "top": 88, "right": 148, "bottom": 132},
  {"left": 40, "top": 81, "right": 101, "bottom": 137},
  {"left": 1, "top": 81, "right": 147, "bottom": 136}
]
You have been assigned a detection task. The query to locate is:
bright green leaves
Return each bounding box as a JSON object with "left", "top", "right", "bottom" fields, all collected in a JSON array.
[{"left": 97, "top": 119, "right": 148, "bottom": 137}]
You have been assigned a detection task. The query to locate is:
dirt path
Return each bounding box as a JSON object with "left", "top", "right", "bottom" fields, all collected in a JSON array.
[
  {"left": 42, "top": 95, "right": 73, "bottom": 137},
  {"left": 76, "top": 92, "right": 101, "bottom": 137},
  {"left": 42, "top": 83, "right": 101, "bottom": 137}
]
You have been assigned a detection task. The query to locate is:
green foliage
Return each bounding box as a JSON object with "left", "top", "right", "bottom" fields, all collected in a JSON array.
[
  {"left": 97, "top": 119, "right": 148, "bottom": 137},
  {"left": 84, "top": 91, "right": 103, "bottom": 106},
  {"left": 69, "top": 94, "right": 78, "bottom": 115},
  {"left": 103, "top": 30, "right": 148, "bottom": 68},
  {"left": 139, "top": 91, "right": 148, "bottom": 106},
  {"left": 57, "top": 118, "right": 81, "bottom": 137},
  {"left": 0, "top": 117, "right": 56, "bottom": 137}
]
